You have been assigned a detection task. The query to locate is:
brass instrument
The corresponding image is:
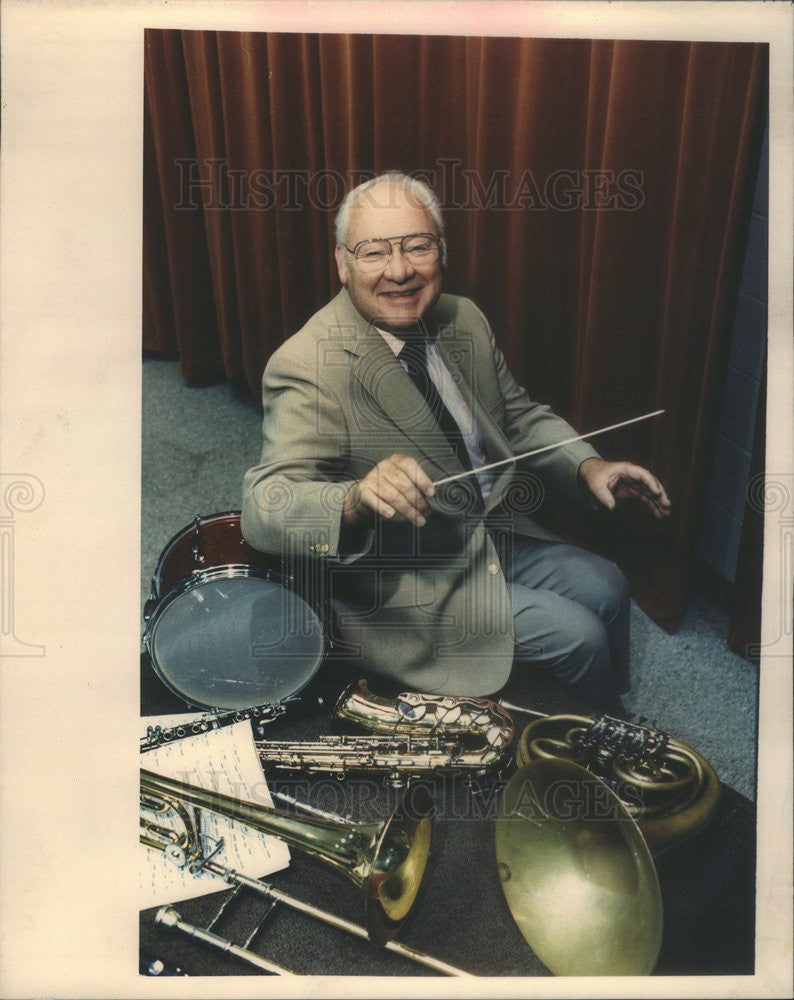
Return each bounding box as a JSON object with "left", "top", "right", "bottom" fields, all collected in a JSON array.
[
  {"left": 154, "top": 904, "right": 291, "bottom": 975},
  {"left": 334, "top": 679, "right": 516, "bottom": 748},
  {"left": 495, "top": 758, "right": 663, "bottom": 976},
  {"left": 491, "top": 710, "right": 722, "bottom": 974},
  {"left": 254, "top": 731, "right": 506, "bottom": 785},
  {"left": 142, "top": 784, "right": 469, "bottom": 976},
  {"left": 516, "top": 712, "right": 722, "bottom": 855},
  {"left": 152, "top": 887, "right": 472, "bottom": 976},
  {"left": 141, "top": 767, "right": 431, "bottom": 947},
  {"left": 140, "top": 684, "right": 719, "bottom": 977},
  {"left": 249, "top": 680, "right": 515, "bottom": 785}
]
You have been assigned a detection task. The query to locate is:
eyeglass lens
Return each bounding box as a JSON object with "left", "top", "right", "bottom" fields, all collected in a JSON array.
[{"left": 353, "top": 234, "right": 439, "bottom": 269}]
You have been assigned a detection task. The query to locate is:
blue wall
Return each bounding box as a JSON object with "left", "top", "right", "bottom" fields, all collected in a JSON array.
[{"left": 698, "top": 120, "right": 768, "bottom": 583}]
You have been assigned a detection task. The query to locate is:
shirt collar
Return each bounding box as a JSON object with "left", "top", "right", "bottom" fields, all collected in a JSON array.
[{"left": 375, "top": 326, "right": 412, "bottom": 358}]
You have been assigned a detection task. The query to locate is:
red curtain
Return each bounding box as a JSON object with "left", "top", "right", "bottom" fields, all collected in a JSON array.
[{"left": 143, "top": 31, "right": 767, "bottom": 639}]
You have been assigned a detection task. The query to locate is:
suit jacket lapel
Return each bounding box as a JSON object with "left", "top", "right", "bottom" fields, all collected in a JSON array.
[{"left": 333, "top": 290, "right": 467, "bottom": 481}]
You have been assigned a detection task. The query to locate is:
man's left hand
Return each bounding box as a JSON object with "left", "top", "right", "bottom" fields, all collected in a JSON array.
[{"left": 578, "top": 457, "right": 672, "bottom": 519}]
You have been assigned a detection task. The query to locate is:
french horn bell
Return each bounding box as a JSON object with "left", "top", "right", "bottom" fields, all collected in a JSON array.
[{"left": 495, "top": 757, "right": 663, "bottom": 976}]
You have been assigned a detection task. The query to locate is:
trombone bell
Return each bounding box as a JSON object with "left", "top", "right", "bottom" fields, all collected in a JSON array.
[
  {"left": 495, "top": 758, "right": 663, "bottom": 976},
  {"left": 365, "top": 786, "right": 433, "bottom": 944},
  {"left": 140, "top": 769, "right": 432, "bottom": 946}
]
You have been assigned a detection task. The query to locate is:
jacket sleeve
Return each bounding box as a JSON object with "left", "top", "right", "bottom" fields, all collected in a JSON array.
[{"left": 241, "top": 343, "right": 366, "bottom": 561}]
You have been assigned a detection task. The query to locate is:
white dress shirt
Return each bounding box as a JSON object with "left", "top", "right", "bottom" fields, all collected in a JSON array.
[{"left": 376, "top": 327, "right": 495, "bottom": 501}]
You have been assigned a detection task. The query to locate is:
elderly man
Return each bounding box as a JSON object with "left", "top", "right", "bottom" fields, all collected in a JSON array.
[{"left": 242, "top": 172, "right": 670, "bottom": 714}]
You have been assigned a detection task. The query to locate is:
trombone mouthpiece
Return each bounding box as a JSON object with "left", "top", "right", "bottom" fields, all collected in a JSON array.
[{"left": 154, "top": 906, "right": 180, "bottom": 929}]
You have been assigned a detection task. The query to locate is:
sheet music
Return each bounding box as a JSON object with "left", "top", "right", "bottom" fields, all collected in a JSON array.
[{"left": 139, "top": 714, "right": 290, "bottom": 908}]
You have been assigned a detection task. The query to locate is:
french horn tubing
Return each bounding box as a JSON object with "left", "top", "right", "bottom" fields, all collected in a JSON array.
[{"left": 515, "top": 712, "right": 722, "bottom": 856}]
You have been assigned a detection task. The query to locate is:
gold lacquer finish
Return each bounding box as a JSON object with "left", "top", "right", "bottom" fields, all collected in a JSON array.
[
  {"left": 334, "top": 678, "right": 516, "bottom": 748},
  {"left": 140, "top": 768, "right": 433, "bottom": 945},
  {"left": 250, "top": 679, "right": 516, "bottom": 786},
  {"left": 495, "top": 758, "right": 663, "bottom": 977},
  {"left": 517, "top": 714, "right": 722, "bottom": 856}
]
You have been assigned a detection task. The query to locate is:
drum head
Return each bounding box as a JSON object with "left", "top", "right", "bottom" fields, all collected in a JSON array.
[{"left": 144, "top": 568, "right": 325, "bottom": 710}]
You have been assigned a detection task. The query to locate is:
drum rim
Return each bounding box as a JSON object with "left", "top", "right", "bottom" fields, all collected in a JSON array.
[
  {"left": 150, "top": 562, "right": 288, "bottom": 604},
  {"left": 142, "top": 564, "right": 326, "bottom": 711}
]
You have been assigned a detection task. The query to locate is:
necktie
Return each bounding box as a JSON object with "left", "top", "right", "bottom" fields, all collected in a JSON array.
[{"left": 399, "top": 338, "right": 474, "bottom": 475}]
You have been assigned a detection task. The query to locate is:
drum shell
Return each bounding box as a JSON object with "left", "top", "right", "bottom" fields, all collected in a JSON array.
[
  {"left": 142, "top": 512, "right": 326, "bottom": 711},
  {"left": 146, "top": 511, "right": 280, "bottom": 607}
]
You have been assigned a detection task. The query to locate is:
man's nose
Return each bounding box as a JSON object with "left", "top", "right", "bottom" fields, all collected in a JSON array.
[{"left": 382, "top": 243, "right": 415, "bottom": 281}]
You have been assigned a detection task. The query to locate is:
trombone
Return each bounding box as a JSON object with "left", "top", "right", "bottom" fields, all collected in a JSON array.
[{"left": 140, "top": 767, "right": 471, "bottom": 976}]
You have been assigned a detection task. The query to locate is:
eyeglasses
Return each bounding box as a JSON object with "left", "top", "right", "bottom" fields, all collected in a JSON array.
[{"left": 345, "top": 232, "right": 442, "bottom": 272}]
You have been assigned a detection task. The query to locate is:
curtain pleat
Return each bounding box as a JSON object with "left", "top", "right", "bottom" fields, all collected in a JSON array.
[{"left": 142, "top": 30, "right": 767, "bottom": 637}]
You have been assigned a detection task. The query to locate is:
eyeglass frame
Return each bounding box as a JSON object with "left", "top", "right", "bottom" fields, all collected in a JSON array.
[{"left": 343, "top": 232, "right": 444, "bottom": 270}]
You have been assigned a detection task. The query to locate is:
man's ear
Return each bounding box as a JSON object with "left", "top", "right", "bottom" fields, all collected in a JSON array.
[{"left": 334, "top": 245, "right": 347, "bottom": 285}]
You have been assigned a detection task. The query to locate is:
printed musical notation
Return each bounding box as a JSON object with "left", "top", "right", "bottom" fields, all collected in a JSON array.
[{"left": 139, "top": 715, "right": 290, "bottom": 908}]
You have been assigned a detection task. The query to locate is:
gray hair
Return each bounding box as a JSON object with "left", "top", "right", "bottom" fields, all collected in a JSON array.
[{"left": 334, "top": 172, "right": 447, "bottom": 276}]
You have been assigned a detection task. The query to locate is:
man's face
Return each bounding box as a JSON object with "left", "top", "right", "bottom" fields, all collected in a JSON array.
[{"left": 335, "top": 183, "right": 443, "bottom": 334}]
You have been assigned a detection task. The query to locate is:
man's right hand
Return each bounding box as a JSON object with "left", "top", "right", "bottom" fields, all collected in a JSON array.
[{"left": 342, "top": 454, "right": 436, "bottom": 529}]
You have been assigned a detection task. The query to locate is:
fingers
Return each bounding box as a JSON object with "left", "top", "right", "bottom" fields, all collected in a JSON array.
[
  {"left": 610, "top": 463, "right": 672, "bottom": 519},
  {"left": 589, "top": 480, "right": 617, "bottom": 511},
  {"left": 346, "top": 454, "right": 436, "bottom": 528},
  {"left": 580, "top": 458, "right": 672, "bottom": 520}
]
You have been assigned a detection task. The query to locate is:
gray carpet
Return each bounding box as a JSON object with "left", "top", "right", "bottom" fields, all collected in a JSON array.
[{"left": 141, "top": 355, "right": 759, "bottom": 801}]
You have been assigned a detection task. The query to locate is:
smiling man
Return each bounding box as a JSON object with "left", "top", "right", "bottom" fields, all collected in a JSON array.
[{"left": 242, "top": 172, "right": 670, "bottom": 713}]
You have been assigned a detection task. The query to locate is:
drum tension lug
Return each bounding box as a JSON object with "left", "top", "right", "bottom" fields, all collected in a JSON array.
[{"left": 191, "top": 514, "right": 206, "bottom": 566}]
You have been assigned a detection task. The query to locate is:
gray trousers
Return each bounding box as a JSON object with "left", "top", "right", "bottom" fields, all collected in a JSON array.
[{"left": 503, "top": 535, "right": 630, "bottom": 712}]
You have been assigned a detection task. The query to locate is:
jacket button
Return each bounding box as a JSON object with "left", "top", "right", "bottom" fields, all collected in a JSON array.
[{"left": 487, "top": 562, "right": 500, "bottom": 576}]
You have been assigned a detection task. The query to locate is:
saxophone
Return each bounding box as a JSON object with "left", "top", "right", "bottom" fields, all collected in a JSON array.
[
  {"left": 333, "top": 679, "right": 516, "bottom": 748},
  {"left": 253, "top": 679, "right": 516, "bottom": 785}
]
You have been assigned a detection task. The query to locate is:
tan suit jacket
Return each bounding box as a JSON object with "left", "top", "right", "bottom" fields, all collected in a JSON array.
[{"left": 242, "top": 289, "right": 599, "bottom": 694}]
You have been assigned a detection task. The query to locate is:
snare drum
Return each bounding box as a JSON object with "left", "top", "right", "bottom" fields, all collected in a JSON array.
[{"left": 143, "top": 512, "right": 325, "bottom": 711}]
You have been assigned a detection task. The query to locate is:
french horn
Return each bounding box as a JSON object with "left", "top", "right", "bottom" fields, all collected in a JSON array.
[
  {"left": 515, "top": 712, "right": 722, "bottom": 855},
  {"left": 493, "top": 712, "right": 722, "bottom": 974},
  {"left": 495, "top": 758, "right": 663, "bottom": 976}
]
